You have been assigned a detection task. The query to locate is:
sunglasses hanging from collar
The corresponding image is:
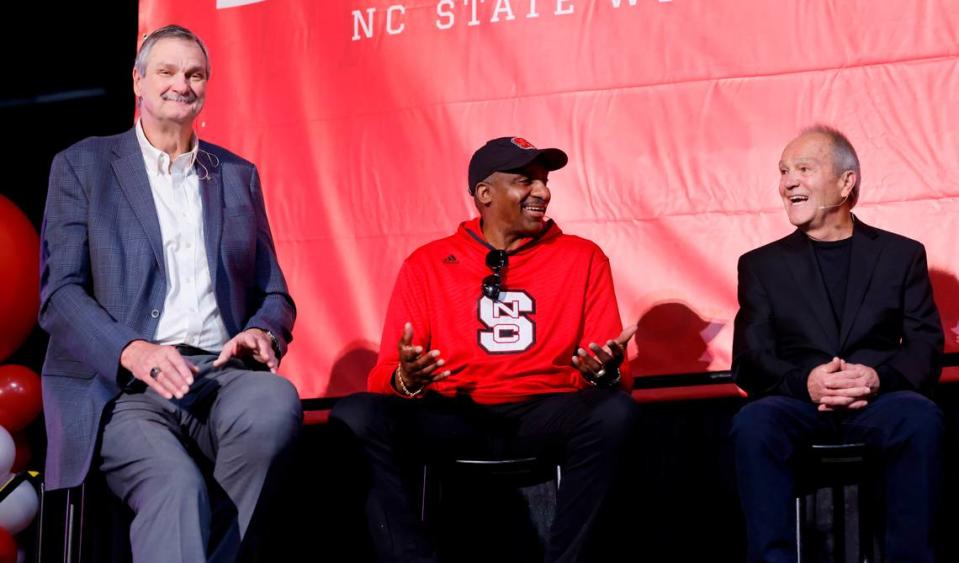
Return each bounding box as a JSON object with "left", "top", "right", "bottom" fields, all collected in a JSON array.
[{"left": 482, "top": 249, "right": 509, "bottom": 301}]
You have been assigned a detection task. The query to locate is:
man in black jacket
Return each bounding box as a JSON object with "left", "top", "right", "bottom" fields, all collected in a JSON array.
[{"left": 730, "top": 125, "right": 943, "bottom": 562}]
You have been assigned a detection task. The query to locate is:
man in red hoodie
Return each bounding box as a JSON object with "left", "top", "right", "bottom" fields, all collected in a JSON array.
[{"left": 331, "top": 137, "right": 637, "bottom": 562}]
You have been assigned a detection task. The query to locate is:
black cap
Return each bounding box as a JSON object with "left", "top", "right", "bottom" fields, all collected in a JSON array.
[{"left": 468, "top": 137, "right": 568, "bottom": 194}]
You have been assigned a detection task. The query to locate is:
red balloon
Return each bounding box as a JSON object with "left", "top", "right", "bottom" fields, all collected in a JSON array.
[
  {"left": 0, "top": 526, "right": 15, "bottom": 563},
  {"left": 0, "top": 195, "right": 39, "bottom": 363},
  {"left": 10, "top": 432, "right": 31, "bottom": 473},
  {"left": 0, "top": 365, "right": 42, "bottom": 432}
]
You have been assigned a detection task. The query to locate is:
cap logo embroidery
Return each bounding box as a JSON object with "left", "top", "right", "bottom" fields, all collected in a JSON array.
[{"left": 511, "top": 137, "right": 536, "bottom": 150}]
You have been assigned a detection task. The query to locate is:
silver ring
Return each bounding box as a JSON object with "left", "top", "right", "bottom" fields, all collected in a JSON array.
[
  {"left": 594, "top": 368, "right": 606, "bottom": 379},
  {"left": 149, "top": 367, "right": 161, "bottom": 379}
]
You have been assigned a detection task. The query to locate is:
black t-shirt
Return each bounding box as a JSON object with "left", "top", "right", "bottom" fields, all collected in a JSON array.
[
  {"left": 811, "top": 237, "right": 852, "bottom": 330},
  {"left": 809, "top": 235, "right": 907, "bottom": 393}
]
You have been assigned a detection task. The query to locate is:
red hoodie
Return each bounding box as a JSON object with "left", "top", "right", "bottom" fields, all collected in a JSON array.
[{"left": 368, "top": 217, "right": 630, "bottom": 404}]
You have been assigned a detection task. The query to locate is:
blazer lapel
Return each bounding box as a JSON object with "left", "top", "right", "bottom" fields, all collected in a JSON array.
[
  {"left": 781, "top": 230, "right": 840, "bottom": 348},
  {"left": 112, "top": 130, "right": 166, "bottom": 279},
  {"left": 838, "top": 220, "right": 883, "bottom": 348},
  {"left": 197, "top": 144, "right": 223, "bottom": 292}
]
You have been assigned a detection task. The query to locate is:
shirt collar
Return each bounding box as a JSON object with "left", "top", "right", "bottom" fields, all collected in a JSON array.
[{"left": 135, "top": 119, "right": 199, "bottom": 176}]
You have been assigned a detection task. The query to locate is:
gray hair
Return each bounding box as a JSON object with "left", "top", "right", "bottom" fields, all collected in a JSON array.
[
  {"left": 801, "top": 124, "right": 861, "bottom": 208},
  {"left": 134, "top": 25, "right": 210, "bottom": 79}
]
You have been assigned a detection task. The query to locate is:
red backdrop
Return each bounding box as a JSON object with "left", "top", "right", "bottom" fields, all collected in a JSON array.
[{"left": 139, "top": 0, "right": 959, "bottom": 399}]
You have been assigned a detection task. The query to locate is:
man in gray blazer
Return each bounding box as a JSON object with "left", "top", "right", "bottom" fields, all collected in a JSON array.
[{"left": 39, "top": 25, "right": 301, "bottom": 562}]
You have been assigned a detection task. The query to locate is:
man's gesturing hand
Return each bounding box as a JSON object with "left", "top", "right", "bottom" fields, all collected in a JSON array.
[
  {"left": 120, "top": 340, "right": 198, "bottom": 400},
  {"left": 572, "top": 324, "right": 638, "bottom": 387},
  {"left": 213, "top": 328, "right": 279, "bottom": 373},
  {"left": 393, "top": 322, "right": 450, "bottom": 396}
]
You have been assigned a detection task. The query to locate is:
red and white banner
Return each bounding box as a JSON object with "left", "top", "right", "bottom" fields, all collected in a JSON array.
[{"left": 139, "top": 0, "right": 959, "bottom": 400}]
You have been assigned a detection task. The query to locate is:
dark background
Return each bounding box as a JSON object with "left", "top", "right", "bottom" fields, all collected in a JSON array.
[
  {"left": 1, "top": 3, "right": 137, "bottom": 558},
  {"left": 3, "top": 2, "right": 139, "bottom": 233},
  {"left": 2, "top": 2, "right": 139, "bottom": 374}
]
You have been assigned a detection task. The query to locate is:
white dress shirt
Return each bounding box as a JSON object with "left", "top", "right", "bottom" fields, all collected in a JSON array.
[{"left": 135, "top": 120, "right": 230, "bottom": 351}]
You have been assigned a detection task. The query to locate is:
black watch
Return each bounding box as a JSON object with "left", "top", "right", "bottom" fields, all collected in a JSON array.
[
  {"left": 262, "top": 329, "right": 281, "bottom": 358},
  {"left": 584, "top": 365, "right": 622, "bottom": 388}
]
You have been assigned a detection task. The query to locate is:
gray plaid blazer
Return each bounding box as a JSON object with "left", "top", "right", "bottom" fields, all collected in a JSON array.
[{"left": 39, "top": 128, "right": 295, "bottom": 490}]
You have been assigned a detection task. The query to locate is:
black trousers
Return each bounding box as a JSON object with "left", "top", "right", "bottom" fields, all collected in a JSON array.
[
  {"left": 731, "top": 391, "right": 943, "bottom": 563},
  {"left": 330, "top": 388, "right": 639, "bottom": 563}
]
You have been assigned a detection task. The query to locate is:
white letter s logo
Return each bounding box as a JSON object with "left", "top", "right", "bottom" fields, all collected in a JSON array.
[{"left": 478, "top": 291, "right": 535, "bottom": 353}]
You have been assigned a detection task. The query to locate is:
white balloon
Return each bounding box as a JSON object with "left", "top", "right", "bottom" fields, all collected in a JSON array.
[
  {"left": 0, "top": 479, "right": 39, "bottom": 534},
  {"left": 0, "top": 426, "right": 13, "bottom": 475}
]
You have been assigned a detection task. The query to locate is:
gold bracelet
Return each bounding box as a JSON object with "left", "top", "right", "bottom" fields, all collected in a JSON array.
[{"left": 394, "top": 366, "right": 422, "bottom": 398}]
